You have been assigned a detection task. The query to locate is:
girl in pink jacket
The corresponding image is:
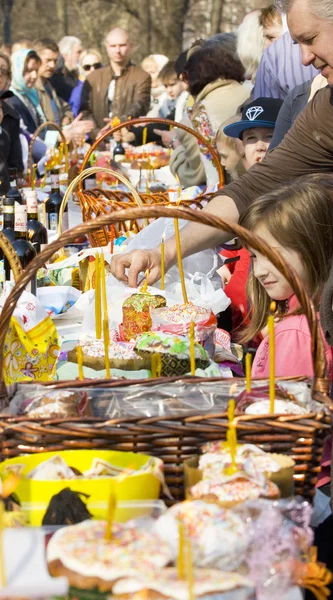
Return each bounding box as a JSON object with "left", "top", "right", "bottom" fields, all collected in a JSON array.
[{"left": 239, "top": 175, "right": 333, "bottom": 380}]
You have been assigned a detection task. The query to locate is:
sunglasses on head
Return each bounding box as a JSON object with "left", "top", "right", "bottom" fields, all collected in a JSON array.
[{"left": 82, "top": 62, "right": 102, "bottom": 72}]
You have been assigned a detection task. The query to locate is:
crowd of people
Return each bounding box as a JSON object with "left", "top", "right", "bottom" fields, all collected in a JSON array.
[{"left": 1, "top": 0, "right": 333, "bottom": 584}]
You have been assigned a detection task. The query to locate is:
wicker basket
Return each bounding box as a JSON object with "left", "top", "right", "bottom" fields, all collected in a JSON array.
[
  {"left": 0, "top": 204, "right": 331, "bottom": 503},
  {"left": 73, "top": 117, "right": 225, "bottom": 246}
]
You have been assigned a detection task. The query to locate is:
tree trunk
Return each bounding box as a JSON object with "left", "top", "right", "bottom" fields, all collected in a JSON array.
[
  {"left": 210, "top": 0, "right": 223, "bottom": 34},
  {"left": 56, "top": 0, "right": 68, "bottom": 38},
  {"left": 0, "top": 0, "right": 14, "bottom": 44}
]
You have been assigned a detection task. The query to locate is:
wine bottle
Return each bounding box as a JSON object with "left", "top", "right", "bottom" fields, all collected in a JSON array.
[
  {"left": 45, "top": 168, "right": 68, "bottom": 232},
  {"left": 26, "top": 190, "right": 48, "bottom": 253},
  {"left": 7, "top": 168, "right": 24, "bottom": 205},
  {"left": 12, "top": 204, "right": 37, "bottom": 295},
  {"left": 1, "top": 196, "right": 15, "bottom": 281},
  {"left": 113, "top": 140, "right": 125, "bottom": 162}
]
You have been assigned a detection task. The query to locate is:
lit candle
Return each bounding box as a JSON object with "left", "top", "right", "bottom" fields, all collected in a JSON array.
[
  {"left": 95, "top": 252, "right": 102, "bottom": 339},
  {"left": 186, "top": 538, "right": 194, "bottom": 600},
  {"left": 0, "top": 500, "right": 6, "bottom": 587},
  {"left": 268, "top": 301, "right": 276, "bottom": 414},
  {"left": 76, "top": 346, "right": 84, "bottom": 381},
  {"left": 161, "top": 233, "right": 165, "bottom": 290},
  {"left": 174, "top": 218, "right": 188, "bottom": 304},
  {"left": 245, "top": 352, "right": 252, "bottom": 392},
  {"left": 105, "top": 494, "right": 116, "bottom": 541},
  {"left": 189, "top": 314, "right": 196, "bottom": 376},
  {"left": 177, "top": 522, "right": 185, "bottom": 579}
]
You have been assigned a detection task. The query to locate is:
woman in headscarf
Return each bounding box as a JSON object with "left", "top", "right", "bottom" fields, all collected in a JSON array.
[{"left": 8, "top": 48, "right": 46, "bottom": 135}]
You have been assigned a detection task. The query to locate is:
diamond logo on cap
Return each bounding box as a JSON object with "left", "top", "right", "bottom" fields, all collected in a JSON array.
[{"left": 246, "top": 106, "right": 264, "bottom": 121}]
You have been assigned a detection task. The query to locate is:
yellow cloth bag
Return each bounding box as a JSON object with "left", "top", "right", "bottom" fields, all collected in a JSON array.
[{"left": 2, "top": 291, "right": 59, "bottom": 384}]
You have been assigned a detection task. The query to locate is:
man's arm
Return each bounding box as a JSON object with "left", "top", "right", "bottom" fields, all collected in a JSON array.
[
  {"left": 119, "top": 72, "right": 151, "bottom": 121},
  {"left": 111, "top": 87, "right": 333, "bottom": 285}
]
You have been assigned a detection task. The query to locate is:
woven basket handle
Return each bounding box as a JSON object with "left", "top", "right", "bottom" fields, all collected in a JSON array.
[
  {"left": 0, "top": 233, "right": 22, "bottom": 282},
  {"left": 0, "top": 201, "right": 326, "bottom": 396},
  {"left": 78, "top": 117, "right": 225, "bottom": 189},
  {"left": 27, "top": 121, "right": 67, "bottom": 178},
  {"left": 57, "top": 166, "right": 149, "bottom": 236}
]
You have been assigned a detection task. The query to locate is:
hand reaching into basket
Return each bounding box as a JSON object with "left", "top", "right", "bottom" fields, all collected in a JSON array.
[{"left": 111, "top": 248, "right": 163, "bottom": 287}]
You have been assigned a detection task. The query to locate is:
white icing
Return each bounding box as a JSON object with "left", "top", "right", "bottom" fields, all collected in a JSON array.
[
  {"left": 245, "top": 400, "right": 307, "bottom": 415},
  {"left": 47, "top": 520, "right": 171, "bottom": 581}
]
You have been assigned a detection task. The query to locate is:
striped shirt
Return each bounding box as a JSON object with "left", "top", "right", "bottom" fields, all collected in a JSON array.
[{"left": 253, "top": 32, "right": 319, "bottom": 100}]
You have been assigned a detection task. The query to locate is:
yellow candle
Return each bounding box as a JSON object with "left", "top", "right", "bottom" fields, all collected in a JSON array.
[
  {"left": 268, "top": 301, "right": 276, "bottom": 414},
  {"left": 225, "top": 399, "right": 238, "bottom": 475},
  {"left": 189, "top": 316, "right": 196, "bottom": 376},
  {"left": 58, "top": 142, "right": 64, "bottom": 165},
  {"left": 174, "top": 218, "right": 188, "bottom": 304},
  {"left": 100, "top": 253, "right": 108, "bottom": 320},
  {"left": 76, "top": 346, "right": 84, "bottom": 381},
  {"left": 140, "top": 269, "right": 150, "bottom": 294},
  {"left": 42, "top": 201, "right": 47, "bottom": 228},
  {"left": 156, "top": 353, "right": 162, "bottom": 378},
  {"left": 105, "top": 494, "right": 116, "bottom": 541},
  {"left": 161, "top": 233, "right": 165, "bottom": 290},
  {"left": 245, "top": 352, "right": 252, "bottom": 392},
  {"left": 142, "top": 127, "right": 147, "bottom": 147},
  {"left": 103, "top": 318, "right": 111, "bottom": 378},
  {"left": 151, "top": 354, "right": 157, "bottom": 378},
  {"left": 31, "top": 163, "right": 37, "bottom": 190},
  {"left": 95, "top": 252, "right": 102, "bottom": 339},
  {"left": 186, "top": 538, "right": 194, "bottom": 600},
  {"left": 65, "top": 142, "right": 69, "bottom": 173},
  {"left": 0, "top": 500, "right": 6, "bottom": 588},
  {"left": 177, "top": 522, "right": 185, "bottom": 579}
]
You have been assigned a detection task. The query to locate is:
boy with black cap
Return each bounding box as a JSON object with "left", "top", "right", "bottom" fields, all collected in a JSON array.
[
  {"left": 218, "top": 97, "right": 282, "bottom": 335},
  {"left": 223, "top": 97, "right": 283, "bottom": 168}
]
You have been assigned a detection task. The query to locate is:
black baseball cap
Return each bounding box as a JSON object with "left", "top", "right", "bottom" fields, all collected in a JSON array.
[{"left": 223, "top": 97, "right": 283, "bottom": 139}]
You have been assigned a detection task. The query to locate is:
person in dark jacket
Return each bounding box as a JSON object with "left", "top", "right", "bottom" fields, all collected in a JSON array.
[
  {"left": 50, "top": 36, "right": 83, "bottom": 102},
  {"left": 270, "top": 74, "right": 327, "bottom": 149},
  {"left": 80, "top": 27, "right": 151, "bottom": 139},
  {"left": 0, "top": 90, "right": 24, "bottom": 194}
]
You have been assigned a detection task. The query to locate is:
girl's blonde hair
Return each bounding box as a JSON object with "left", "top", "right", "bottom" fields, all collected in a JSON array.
[
  {"left": 215, "top": 114, "right": 244, "bottom": 155},
  {"left": 239, "top": 174, "right": 333, "bottom": 342}
]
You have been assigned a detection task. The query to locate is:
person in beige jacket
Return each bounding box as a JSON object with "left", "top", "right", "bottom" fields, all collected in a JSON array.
[{"left": 163, "top": 38, "right": 250, "bottom": 187}]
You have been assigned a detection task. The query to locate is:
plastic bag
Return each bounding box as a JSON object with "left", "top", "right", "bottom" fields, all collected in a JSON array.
[
  {"left": 0, "top": 289, "right": 59, "bottom": 385},
  {"left": 126, "top": 217, "right": 230, "bottom": 315}
]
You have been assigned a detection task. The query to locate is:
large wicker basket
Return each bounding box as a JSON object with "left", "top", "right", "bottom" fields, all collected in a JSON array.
[
  {"left": 0, "top": 204, "right": 331, "bottom": 503},
  {"left": 73, "top": 117, "right": 225, "bottom": 246}
]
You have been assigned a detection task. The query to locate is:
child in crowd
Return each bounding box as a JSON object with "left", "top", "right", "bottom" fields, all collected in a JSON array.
[
  {"left": 218, "top": 97, "right": 282, "bottom": 334},
  {"left": 223, "top": 96, "right": 283, "bottom": 166},
  {"left": 239, "top": 175, "right": 333, "bottom": 379},
  {"left": 120, "top": 61, "right": 188, "bottom": 147},
  {"left": 215, "top": 115, "right": 247, "bottom": 183}
]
